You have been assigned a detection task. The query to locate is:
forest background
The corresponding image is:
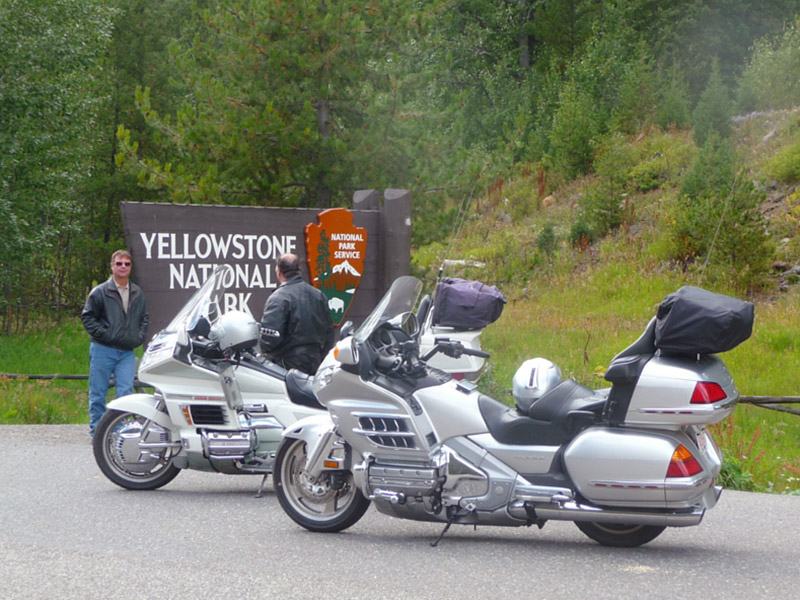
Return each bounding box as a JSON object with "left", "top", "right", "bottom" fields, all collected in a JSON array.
[{"left": 3, "top": 0, "right": 800, "bottom": 492}]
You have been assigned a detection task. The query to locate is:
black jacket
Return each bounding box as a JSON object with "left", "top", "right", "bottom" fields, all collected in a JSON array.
[
  {"left": 81, "top": 277, "right": 149, "bottom": 350},
  {"left": 260, "top": 275, "right": 334, "bottom": 362}
]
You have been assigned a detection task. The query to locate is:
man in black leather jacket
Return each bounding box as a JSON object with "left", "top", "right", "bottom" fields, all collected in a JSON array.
[
  {"left": 81, "top": 250, "right": 149, "bottom": 437},
  {"left": 260, "top": 253, "right": 334, "bottom": 374}
]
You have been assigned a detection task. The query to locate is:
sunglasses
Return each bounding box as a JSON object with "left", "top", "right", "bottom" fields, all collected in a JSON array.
[{"left": 115, "top": 261, "right": 131, "bottom": 267}]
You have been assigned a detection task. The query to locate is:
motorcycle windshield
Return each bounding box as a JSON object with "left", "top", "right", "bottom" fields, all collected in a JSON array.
[
  {"left": 353, "top": 276, "right": 423, "bottom": 343},
  {"left": 162, "top": 264, "right": 233, "bottom": 334}
]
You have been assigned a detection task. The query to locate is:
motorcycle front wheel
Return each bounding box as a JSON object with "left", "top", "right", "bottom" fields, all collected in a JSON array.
[
  {"left": 575, "top": 521, "right": 665, "bottom": 547},
  {"left": 274, "top": 437, "right": 370, "bottom": 533},
  {"left": 93, "top": 409, "right": 180, "bottom": 490}
]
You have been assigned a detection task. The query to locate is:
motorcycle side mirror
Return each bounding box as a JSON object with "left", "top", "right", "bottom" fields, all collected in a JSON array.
[
  {"left": 333, "top": 338, "right": 358, "bottom": 365},
  {"left": 339, "top": 320, "right": 354, "bottom": 339}
]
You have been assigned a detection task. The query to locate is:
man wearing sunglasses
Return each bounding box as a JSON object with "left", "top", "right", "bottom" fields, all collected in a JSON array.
[{"left": 81, "top": 250, "right": 149, "bottom": 437}]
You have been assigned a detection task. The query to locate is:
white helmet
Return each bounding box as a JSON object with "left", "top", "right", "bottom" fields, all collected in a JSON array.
[
  {"left": 209, "top": 310, "right": 259, "bottom": 354},
  {"left": 512, "top": 358, "right": 562, "bottom": 413}
]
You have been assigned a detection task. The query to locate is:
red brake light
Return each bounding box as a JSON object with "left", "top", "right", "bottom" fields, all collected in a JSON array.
[
  {"left": 690, "top": 381, "right": 727, "bottom": 405},
  {"left": 666, "top": 444, "right": 703, "bottom": 477}
]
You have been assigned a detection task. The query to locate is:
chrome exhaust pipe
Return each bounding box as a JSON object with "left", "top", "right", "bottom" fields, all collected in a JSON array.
[{"left": 532, "top": 501, "right": 705, "bottom": 527}]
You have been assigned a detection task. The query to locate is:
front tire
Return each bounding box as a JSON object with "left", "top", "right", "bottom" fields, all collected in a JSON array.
[
  {"left": 274, "top": 437, "right": 370, "bottom": 532},
  {"left": 93, "top": 409, "right": 180, "bottom": 490},
  {"left": 575, "top": 521, "right": 665, "bottom": 547}
]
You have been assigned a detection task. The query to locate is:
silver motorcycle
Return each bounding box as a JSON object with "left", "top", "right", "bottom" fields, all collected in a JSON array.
[{"left": 273, "top": 276, "right": 752, "bottom": 547}]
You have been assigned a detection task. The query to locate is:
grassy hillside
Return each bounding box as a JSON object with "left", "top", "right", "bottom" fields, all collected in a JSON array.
[{"left": 414, "top": 113, "right": 800, "bottom": 493}]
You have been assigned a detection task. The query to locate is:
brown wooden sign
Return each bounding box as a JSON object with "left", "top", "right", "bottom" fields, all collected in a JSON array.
[
  {"left": 121, "top": 202, "right": 390, "bottom": 343},
  {"left": 304, "top": 208, "right": 368, "bottom": 326}
]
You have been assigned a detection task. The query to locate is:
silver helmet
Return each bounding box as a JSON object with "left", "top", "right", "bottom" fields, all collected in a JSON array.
[
  {"left": 512, "top": 358, "right": 562, "bottom": 413},
  {"left": 209, "top": 310, "right": 259, "bottom": 354}
]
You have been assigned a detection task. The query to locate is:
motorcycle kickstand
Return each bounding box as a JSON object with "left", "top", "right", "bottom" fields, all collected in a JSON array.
[
  {"left": 255, "top": 473, "right": 269, "bottom": 498},
  {"left": 430, "top": 508, "right": 458, "bottom": 548}
]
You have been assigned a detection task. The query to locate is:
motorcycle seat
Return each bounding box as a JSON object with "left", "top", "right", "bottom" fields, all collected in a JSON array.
[
  {"left": 285, "top": 369, "right": 325, "bottom": 410},
  {"left": 478, "top": 379, "right": 604, "bottom": 446}
]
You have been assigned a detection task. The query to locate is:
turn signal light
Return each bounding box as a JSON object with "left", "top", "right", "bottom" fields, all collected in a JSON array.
[
  {"left": 690, "top": 381, "right": 727, "bottom": 405},
  {"left": 666, "top": 444, "right": 703, "bottom": 478}
]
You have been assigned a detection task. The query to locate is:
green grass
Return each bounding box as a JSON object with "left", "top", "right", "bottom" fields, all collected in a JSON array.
[
  {"left": 1, "top": 321, "right": 89, "bottom": 374},
  {"left": 0, "top": 321, "right": 142, "bottom": 426}
]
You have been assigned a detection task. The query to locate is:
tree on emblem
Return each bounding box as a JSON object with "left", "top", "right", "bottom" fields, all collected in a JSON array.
[{"left": 315, "top": 229, "right": 332, "bottom": 290}]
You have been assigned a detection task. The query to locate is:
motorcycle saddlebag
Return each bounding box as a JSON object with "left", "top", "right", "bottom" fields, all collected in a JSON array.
[
  {"left": 654, "top": 286, "right": 754, "bottom": 355},
  {"left": 431, "top": 278, "right": 507, "bottom": 330}
]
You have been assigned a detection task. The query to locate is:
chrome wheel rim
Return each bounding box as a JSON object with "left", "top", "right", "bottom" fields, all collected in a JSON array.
[
  {"left": 102, "top": 412, "right": 175, "bottom": 481},
  {"left": 280, "top": 439, "right": 359, "bottom": 522}
]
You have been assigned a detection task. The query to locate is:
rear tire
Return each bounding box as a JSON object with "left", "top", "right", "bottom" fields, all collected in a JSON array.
[
  {"left": 575, "top": 521, "right": 665, "bottom": 547},
  {"left": 93, "top": 409, "right": 180, "bottom": 490},
  {"left": 274, "top": 437, "right": 369, "bottom": 532}
]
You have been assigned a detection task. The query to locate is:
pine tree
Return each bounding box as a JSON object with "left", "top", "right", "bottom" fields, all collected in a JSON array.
[{"left": 691, "top": 58, "right": 732, "bottom": 145}]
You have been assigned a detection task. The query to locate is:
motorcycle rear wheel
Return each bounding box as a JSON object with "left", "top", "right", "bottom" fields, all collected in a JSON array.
[
  {"left": 93, "top": 409, "right": 180, "bottom": 490},
  {"left": 274, "top": 437, "right": 370, "bottom": 533},
  {"left": 575, "top": 521, "right": 666, "bottom": 547}
]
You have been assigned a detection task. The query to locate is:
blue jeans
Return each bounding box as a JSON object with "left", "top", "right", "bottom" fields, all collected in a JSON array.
[{"left": 88, "top": 341, "right": 136, "bottom": 436}]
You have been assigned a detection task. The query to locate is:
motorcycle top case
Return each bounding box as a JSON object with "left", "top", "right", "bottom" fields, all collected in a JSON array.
[
  {"left": 431, "top": 278, "right": 507, "bottom": 330},
  {"left": 655, "top": 286, "right": 754, "bottom": 355}
]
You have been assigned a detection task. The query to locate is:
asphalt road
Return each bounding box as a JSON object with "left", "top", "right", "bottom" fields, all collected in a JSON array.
[{"left": 2, "top": 424, "right": 799, "bottom": 600}]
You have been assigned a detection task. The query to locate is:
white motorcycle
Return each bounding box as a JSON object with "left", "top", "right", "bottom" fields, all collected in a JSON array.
[
  {"left": 92, "top": 266, "right": 496, "bottom": 492},
  {"left": 92, "top": 265, "right": 325, "bottom": 492},
  {"left": 273, "top": 277, "right": 753, "bottom": 547}
]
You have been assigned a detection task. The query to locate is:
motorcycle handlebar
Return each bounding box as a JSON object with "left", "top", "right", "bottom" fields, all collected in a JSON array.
[
  {"left": 462, "top": 347, "right": 491, "bottom": 359},
  {"left": 422, "top": 340, "right": 491, "bottom": 361}
]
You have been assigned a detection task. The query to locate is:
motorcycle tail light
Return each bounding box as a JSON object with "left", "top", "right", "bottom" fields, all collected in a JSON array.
[
  {"left": 666, "top": 444, "right": 703, "bottom": 478},
  {"left": 690, "top": 381, "right": 727, "bottom": 404}
]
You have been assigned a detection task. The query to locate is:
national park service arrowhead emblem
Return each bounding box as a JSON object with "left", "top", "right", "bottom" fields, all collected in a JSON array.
[{"left": 304, "top": 208, "right": 367, "bottom": 326}]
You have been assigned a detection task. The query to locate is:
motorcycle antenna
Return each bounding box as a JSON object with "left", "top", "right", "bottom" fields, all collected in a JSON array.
[
  {"left": 438, "top": 179, "right": 480, "bottom": 280},
  {"left": 700, "top": 169, "right": 741, "bottom": 280}
]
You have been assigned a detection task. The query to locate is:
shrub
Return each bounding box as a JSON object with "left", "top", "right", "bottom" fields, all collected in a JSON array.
[
  {"left": 569, "top": 218, "right": 595, "bottom": 249},
  {"left": 692, "top": 58, "right": 732, "bottom": 146},
  {"left": 609, "top": 46, "right": 659, "bottom": 135},
  {"left": 629, "top": 158, "right": 663, "bottom": 192},
  {"left": 580, "top": 186, "right": 624, "bottom": 238},
  {"left": 764, "top": 139, "right": 800, "bottom": 183},
  {"left": 738, "top": 20, "right": 800, "bottom": 111},
  {"left": 658, "top": 64, "right": 691, "bottom": 129},
  {"left": 680, "top": 132, "right": 735, "bottom": 199},
  {"left": 536, "top": 224, "right": 557, "bottom": 255},
  {"left": 672, "top": 135, "right": 774, "bottom": 291},
  {"left": 718, "top": 457, "right": 758, "bottom": 492},
  {"left": 550, "top": 81, "right": 600, "bottom": 178},
  {"left": 580, "top": 134, "right": 639, "bottom": 236}
]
